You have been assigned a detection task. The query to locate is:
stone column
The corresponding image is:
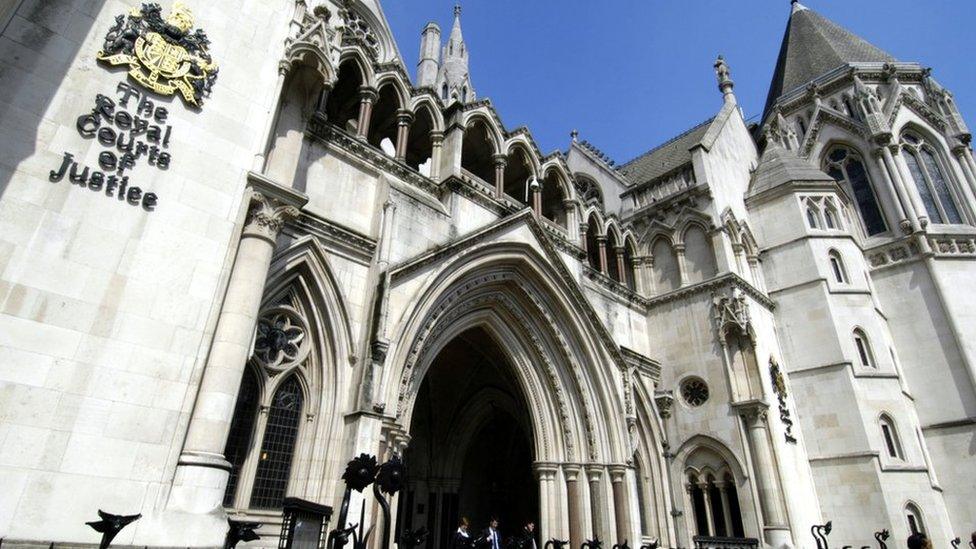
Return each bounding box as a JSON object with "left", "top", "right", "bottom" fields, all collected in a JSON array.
[
  {"left": 564, "top": 464, "right": 585, "bottom": 549},
  {"left": 171, "top": 184, "right": 304, "bottom": 514},
  {"left": 735, "top": 401, "right": 792, "bottom": 548},
  {"left": 532, "top": 185, "right": 543, "bottom": 217},
  {"left": 951, "top": 145, "right": 976, "bottom": 200},
  {"left": 715, "top": 480, "right": 734, "bottom": 537},
  {"left": 615, "top": 248, "right": 628, "bottom": 286},
  {"left": 356, "top": 86, "right": 378, "bottom": 139},
  {"left": 683, "top": 483, "right": 697, "bottom": 540},
  {"left": 608, "top": 465, "right": 632, "bottom": 544},
  {"left": 579, "top": 223, "right": 589, "bottom": 253},
  {"left": 534, "top": 463, "right": 560, "bottom": 544},
  {"left": 586, "top": 465, "right": 608, "bottom": 544},
  {"left": 493, "top": 154, "right": 507, "bottom": 198},
  {"left": 597, "top": 236, "right": 609, "bottom": 274},
  {"left": 674, "top": 244, "right": 689, "bottom": 286},
  {"left": 873, "top": 147, "right": 911, "bottom": 232},
  {"left": 394, "top": 109, "right": 414, "bottom": 162},
  {"left": 698, "top": 481, "right": 715, "bottom": 536},
  {"left": 563, "top": 200, "right": 577, "bottom": 239},
  {"left": 638, "top": 256, "right": 655, "bottom": 296},
  {"left": 963, "top": 147, "right": 976, "bottom": 189},
  {"left": 253, "top": 65, "right": 290, "bottom": 172},
  {"left": 887, "top": 145, "right": 929, "bottom": 228},
  {"left": 429, "top": 131, "right": 444, "bottom": 180}
]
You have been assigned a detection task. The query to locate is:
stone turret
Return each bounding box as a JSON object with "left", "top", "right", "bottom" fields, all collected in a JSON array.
[{"left": 417, "top": 21, "right": 441, "bottom": 88}]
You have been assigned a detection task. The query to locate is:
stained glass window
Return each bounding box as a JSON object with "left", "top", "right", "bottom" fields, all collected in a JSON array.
[
  {"left": 824, "top": 148, "right": 887, "bottom": 236},
  {"left": 250, "top": 376, "right": 304, "bottom": 509},
  {"left": 901, "top": 133, "right": 964, "bottom": 225}
]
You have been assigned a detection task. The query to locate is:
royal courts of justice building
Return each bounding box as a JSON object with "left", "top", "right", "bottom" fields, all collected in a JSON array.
[{"left": 0, "top": 0, "right": 973, "bottom": 548}]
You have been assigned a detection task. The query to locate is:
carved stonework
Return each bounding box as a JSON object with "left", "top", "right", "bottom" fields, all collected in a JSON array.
[
  {"left": 253, "top": 306, "right": 310, "bottom": 372},
  {"left": 713, "top": 287, "right": 751, "bottom": 343},
  {"left": 769, "top": 359, "right": 797, "bottom": 444},
  {"left": 244, "top": 192, "right": 300, "bottom": 242},
  {"left": 736, "top": 401, "right": 770, "bottom": 429},
  {"left": 654, "top": 390, "right": 675, "bottom": 420}
]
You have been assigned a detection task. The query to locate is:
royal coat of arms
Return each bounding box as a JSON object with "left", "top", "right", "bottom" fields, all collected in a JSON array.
[{"left": 97, "top": 2, "right": 218, "bottom": 107}]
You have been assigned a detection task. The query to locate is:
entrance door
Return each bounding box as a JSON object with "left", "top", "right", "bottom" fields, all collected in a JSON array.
[{"left": 400, "top": 327, "right": 538, "bottom": 549}]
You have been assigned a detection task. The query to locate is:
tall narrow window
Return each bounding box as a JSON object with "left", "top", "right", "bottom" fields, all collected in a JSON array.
[
  {"left": 905, "top": 504, "right": 925, "bottom": 535},
  {"left": 829, "top": 250, "right": 847, "bottom": 284},
  {"left": 441, "top": 84, "right": 448, "bottom": 101},
  {"left": 806, "top": 207, "right": 820, "bottom": 229},
  {"left": 880, "top": 414, "right": 903, "bottom": 460},
  {"left": 824, "top": 201, "right": 839, "bottom": 229},
  {"left": 223, "top": 369, "right": 260, "bottom": 506},
  {"left": 250, "top": 376, "right": 304, "bottom": 509},
  {"left": 901, "top": 132, "right": 963, "bottom": 224},
  {"left": 634, "top": 459, "right": 649, "bottom": 536},
  {"left": 824, "top": 147, "right": 888, "bottom": 236},
  {"left": 853, "top": 329, "right": 874, "bottom": 368}
]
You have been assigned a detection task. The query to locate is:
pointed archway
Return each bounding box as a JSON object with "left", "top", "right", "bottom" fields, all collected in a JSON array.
[{"left": 400, "top": 327, "right": 539, "bottom": 548}]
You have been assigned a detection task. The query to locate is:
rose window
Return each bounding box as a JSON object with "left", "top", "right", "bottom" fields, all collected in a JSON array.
[
  {"left": 681, "top": 377, "right": 709, "bottom": 407},
  {"left": 254, "top": 308, "right": 309, "bottom": 370}
]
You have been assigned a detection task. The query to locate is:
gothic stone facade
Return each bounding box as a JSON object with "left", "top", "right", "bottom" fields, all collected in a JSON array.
[{"left": 0, "top": 1, "right": 973, "bottom": 548}]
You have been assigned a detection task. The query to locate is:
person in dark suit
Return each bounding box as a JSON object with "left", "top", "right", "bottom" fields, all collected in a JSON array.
[
  {"left": 512, "top": 521, "right": 537, "bottom": 549},
  {"left": 449, "top": 517, "right": 473, "bottom": 549},
  {"left": 481, "top": 517, "right": 501, "bottom": 549}
]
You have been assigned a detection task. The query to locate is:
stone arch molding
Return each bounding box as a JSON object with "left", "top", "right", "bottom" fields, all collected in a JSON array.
[{"left": 386, "top": 242, "right": 631, "bottom": 463}]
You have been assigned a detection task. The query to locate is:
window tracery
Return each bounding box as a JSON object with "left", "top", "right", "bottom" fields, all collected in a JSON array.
[
  {"left": 823, "top": 147, "right": 887, "bottom": 236},
  {"left": 900, "top": 132, "right": 963, "bottom": 225}
]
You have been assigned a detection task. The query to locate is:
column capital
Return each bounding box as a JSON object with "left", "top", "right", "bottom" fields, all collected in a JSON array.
[
  {"left": 654, "top": 390, "right": 675, "bottom": 419},
  {"left": 596, "top": 235, "right": 608, "bottom": 243},
  {"left": 614, "top": 246, "right": 625, "bottom": 255},
  {"left": 673, "top": 243, "right": 686, "bottom": 254},
  {"left": 732, "top": 399, "right": 770, "bottom": 428},
  {"left": 584, "top": 463, "right": 604, "bottom": 481},
  {"left": 430, "top": 130, "right": 445, "bottom": 145},
  {"left": 244, "top": 192, "right": 299, "bottom": 242},
  {"left": 533, "top": 461, "right": 560, "bottom": 475},
  {"left": 396, "top": 109, "right": 415, "bottom": 126},
  {"left": 358, "top": 85, "right": 378, "bottom": 103},
  {"left": 493, "top": 153, "right": 508, "bottom": 167},
  {"left": 561, "top": 463, "right": 583, "bottom": 481},
  {"left": 607, "top": 464, "right": 628, "bottom": 482}
]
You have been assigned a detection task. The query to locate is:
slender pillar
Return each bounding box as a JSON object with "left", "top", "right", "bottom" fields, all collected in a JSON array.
[
  {"left": 493, "top": 154, "right": 507, "bottom": 198},
  {"left": 429, "top": 131, "right": 444, "bottom": 180},
  {"left": 675, "top": 244, "right": 689, "bottom": 286},
  {"left": 608, "top": 465, "right": 631, "bottom": 544},
  {"left": 952, "top": 146, "right": 976, "bottom": 200},
  {"left": 963, "top": 147, "right": 976, "bottom": 188},
  {"left": 564, "top": 464, "right": 585, "bottom": 549},
  {"left": 597, "top": 236, "right": 609, "bottom": 274},
  {"left": 253, "top": 66, "right": 290, "bottom": 172},
  {"left": 683, "top": 483, "right": 697, "bottom": 540},
  {"left": 532, "top": 185, "right": 542, "bottom": 217},
  {"left": 534, "top": 463, "right": 560, "bottom": 544},
  {"left": 878, "top": 146, "right": 918, "bottom": 232},
  {"left": 563, "top": 199, "right": 577, "bottom": 239},
  {"left": 394, "top": 109, "right": 414, "bottom": 161},
  {"left": 872, "top": 147, "right": 911, "bottom": 232},
  {"left": 615, "top": 248, "right": 628, "bottom": 287},
  {"left": 735, "top": 401, "right": 792, "bottom": 548},
  {"left": 888, "top": 145, "right": 929, "bottom": 228},
  {"left": 356, "top": 86, "right": 378, "bottom": 139},
  {"left": 698, "top": 482, "right": 715, "bottom": 536},
  {"left": 716, "top": 480, "right": 734, "bottom": 537},
  {"left": 171, "top": 187, "right": 303, "bottom": 513},
  {"left": 586, "top": 465, "right": 608, "bottom": 543},
  {"left": 579, "top": 223, "right": 589, "bottom": 253}
]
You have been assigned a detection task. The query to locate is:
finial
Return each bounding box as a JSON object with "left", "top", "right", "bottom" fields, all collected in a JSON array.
[
  {"left": 571, "top": 129, "right": 579, "bottom": 142},
  {"left": 454, "top": 2, "right": 461, "bottom": 17},
  {"left": 714, "top": 55, "right": 735, "bottom": 104}
]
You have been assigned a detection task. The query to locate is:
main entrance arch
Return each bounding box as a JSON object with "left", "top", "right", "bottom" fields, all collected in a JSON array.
[{"left": 400, "top": 327, "right": 538, "bottom": 548}]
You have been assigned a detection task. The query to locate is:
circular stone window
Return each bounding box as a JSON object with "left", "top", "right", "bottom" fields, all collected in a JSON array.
[{"left": 681, "top": 377, "right": 710, "bottom": 407}]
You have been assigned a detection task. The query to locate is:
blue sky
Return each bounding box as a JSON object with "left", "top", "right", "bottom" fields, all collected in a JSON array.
[{"left": 381, "top": 1, "right": 976, "bottom": 165}]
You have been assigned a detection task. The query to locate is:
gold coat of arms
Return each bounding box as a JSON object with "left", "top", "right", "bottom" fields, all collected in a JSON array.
[{"left": 97, "top": 2, "right": 218, "bottom": 107}]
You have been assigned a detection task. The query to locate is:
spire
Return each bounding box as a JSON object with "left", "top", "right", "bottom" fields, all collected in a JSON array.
[
  {"left": 763, "top": 1, "right": 896, "bottom": 121},
  {"left": 449, "top": 2, "right": 464, "bottom": 45},
  {"left": 435, "top": 2, "right": 475, "bottom": 104}
]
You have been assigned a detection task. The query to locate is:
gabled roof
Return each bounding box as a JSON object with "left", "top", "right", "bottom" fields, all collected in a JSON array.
[
  {"left": 763, "top": 1, "right": 896, "bottom": 120},
  {"left": 618, "top": 118, "right": 714, "bottom": 187}
]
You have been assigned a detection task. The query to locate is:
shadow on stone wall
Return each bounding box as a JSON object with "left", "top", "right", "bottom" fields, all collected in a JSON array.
[{"left": 0, "top": 0, "right": 107, "bottom": 202}]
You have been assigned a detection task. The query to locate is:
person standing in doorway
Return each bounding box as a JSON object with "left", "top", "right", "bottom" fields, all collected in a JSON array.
[{"left": 481, "top": 517, "right": 501, "bottom": 549}]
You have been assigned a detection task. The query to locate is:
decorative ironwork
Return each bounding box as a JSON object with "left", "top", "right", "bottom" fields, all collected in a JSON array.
[
  {"left": 97, "top": 2, "right": 218, "bottom": 107},
  {"left": 581, "top": 538, "right": 602, "bottom": 549},
  {"left": 225, "top": 519, "right": 261, "bottom": 549},
  {"left": 545, "top": 540, "right": 570, "bottom": 549},
  {"left": 811, "top": 521, "right": 833, "bottom": 549},
  {"left": 681, "top": 377, "right": 709, "bottom": 407},
  {"left": 874, "top": 530, "right": 889, "bottom": 549},
  {"left": 85, "top": 510, "right": 142, "bottom": 549},
  {"left": 254, "top": 308, "right": 310, "bottom": 370},
  {"left": 638, "top": 541, "right": 659, "bottom": 549},
  {"left": 329, "top": 453, "right": 406, "bottom": 549},
  {"left": 691, "top": 537, "right": 759, "bottom": 549},
  {"left": 399, "top": 528, "right": 429, "bottom": 549},
  {"left": 769, "top": 359, "right": 797, "bottom": 444}
]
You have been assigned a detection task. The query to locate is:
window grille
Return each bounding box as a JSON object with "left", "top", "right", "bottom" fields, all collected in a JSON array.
[{"left": 250, "top": 376, "right": 304, "bottom": 509}]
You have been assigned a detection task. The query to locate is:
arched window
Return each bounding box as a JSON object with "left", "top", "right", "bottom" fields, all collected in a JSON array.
[
  {"left": 223, "top": 368, "right": 260, "bottom": 506},
  {"left": 806, "top": 206, "right": 820, "bottom": 229},
  {"left": 441, "top": 84, "right": 448, "bottom": 100},
  {"left": 853, "top": 328, "right": 875, "bottom": 368},
  {"left": 901, "top": 132, "right": 963, "bottom": 225},
  {"left": 880, "top": 414, "right": 903, "bottom": 460},
  {"left": 250, "top": 376, "right": 304, "bottom": 509},
  {"left": 685, "top": 467, "right": 745, "bottom": 539},
  {"left": 683, "top": 224, "right": 717, "bottom": 283},
  {"left": 461, "top": 86, "right": 468, "bottom": 101},
  {"left": 651, "top": 237, "right": 681, "bottom": 293},
  {"left": 824, "top": 202, "right": 839, "bottom": 229},
  {"left": 828, "top": 250, "right": 847, "bottom": 284},
  {"left": 905, "top": 503, "right": 925, "bottom": 535},
  {"left": 824, "top": 147, "right": 888, "bottom": 236},
  {"left": 585, "top": 215, "right": 602, "bottom": 272}
]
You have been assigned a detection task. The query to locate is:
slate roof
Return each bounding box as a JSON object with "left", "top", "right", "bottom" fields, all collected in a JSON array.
[
  {"left": 618, "top": 118, "right": 714, "bottom": 187},
  {"left": 763, "top": 1, "right": 896, "bottom": 120},
  {"left": 747, "top": 144, "right": 835, "bottom": 200}
]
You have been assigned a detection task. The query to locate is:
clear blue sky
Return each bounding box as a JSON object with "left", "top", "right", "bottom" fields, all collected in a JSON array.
[{"left": 381, "top": 1, "right": 976, "bottom": 165}]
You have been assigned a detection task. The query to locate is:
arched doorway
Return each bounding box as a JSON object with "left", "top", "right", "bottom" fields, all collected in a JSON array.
[{"left": 400, "top": 327, "right": 538, "bottom": 549}]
